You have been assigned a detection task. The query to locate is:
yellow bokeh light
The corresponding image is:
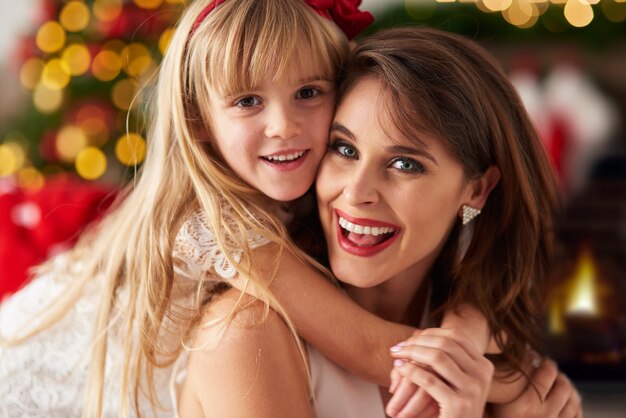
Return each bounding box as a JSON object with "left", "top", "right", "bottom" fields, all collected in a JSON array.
[
  {"left": 602, "top": 0, "right": 626, "bottom": 22},
  {"left": 76, "top": 147, "right": 107, "bottom": 180},
  {"left": 503, "top": 0, "right": 537, "bottom": 27},
  {"left": 564, "top": 0, "right": 594, "bottom": 27},
  {"left": 92, "top": 50, "right": 122, "bottom": 81},
  {"left": 36, "top": 21, "right": 67, "bottom": 54},
  {"left": 121, "top": 43, "right": 154, "bottom": 77},
  {"left": 20, "top": 58, "right": 45, "bottom": 90},
  {"left": 93, "top": 0, "right": 123, "bottom": 22},
  {"left": 41, "top": 59, "right": 72, "bottom": 90},
  {"left": 112, "top": 78, "right": 138, "bottom": 110},
  {"left": 115, "top": 133, "right": 147, "bottom": 166},
  {"left": 61, "top": 44, "right": 92, "bottom": 76},
  {"left": 0, "top": 143, "right": 26, "bottom": 176},
  {"left": 17, "top": 167, "right": 45, "bottom": 192},
  {"left": 165, "top": 0, "right": 184, "bottom": 3},
  {"left": 134, "top": 0, "right": 164, "bottom": 9},
  {"left": 159, "top": 28, "right": 175, "bottom": 55},
  {"left": 56, "top": 125, "right": 88, "bottom": 162},
  {"left": 60, "top": 1, "right": 91, "bottom": 32},
  {"left": 482, "top": 0, "right": 512, "bottom": 12},
  {"left": 33, "top": 84, "right": 64, "bottom": 113}
]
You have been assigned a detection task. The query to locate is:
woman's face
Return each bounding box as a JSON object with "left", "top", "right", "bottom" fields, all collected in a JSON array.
[{"left": 316, "top": 77, "right": 475, "bottom": 290}]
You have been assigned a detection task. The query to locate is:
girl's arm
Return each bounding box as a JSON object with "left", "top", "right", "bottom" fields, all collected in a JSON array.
[
  {"left": 179, "top": 289, "right": 315, "bottom": 418},
  {"left": 237, "top": 244, "right": 490, "bottom": 387}
]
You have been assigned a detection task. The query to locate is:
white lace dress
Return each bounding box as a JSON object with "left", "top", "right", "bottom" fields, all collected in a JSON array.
[
  {"left": 1, "top": 209, "right": 385, "bottom": 417},
  {"left": 0, "top": 210, "right": 268, "bottom": 417}
]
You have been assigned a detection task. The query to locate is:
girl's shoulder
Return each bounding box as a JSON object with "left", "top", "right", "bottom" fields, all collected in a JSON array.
[
  {"left": 173, "top": 210, "right": 271, "bottom": 282},
  {"left": 177, "top": 288, "right": 314, "bottom": 418}
]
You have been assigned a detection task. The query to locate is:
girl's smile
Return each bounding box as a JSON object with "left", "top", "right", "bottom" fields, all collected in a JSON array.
[{"left": 207, "top": 60, "right": 335, "bottom": 203}]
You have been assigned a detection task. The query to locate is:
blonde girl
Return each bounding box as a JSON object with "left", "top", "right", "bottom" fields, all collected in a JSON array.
[{"left": 0, "top": 1, "right": 491, "bottom": 417}]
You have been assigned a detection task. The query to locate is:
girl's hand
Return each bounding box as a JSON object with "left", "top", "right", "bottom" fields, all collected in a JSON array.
[
  {"left": 387, "top": 369, "right": 439, "bottom": 418},
  {"left": 487, "top": 357, "right": 582, "bottom": 418},
  {"left": 388, "top": 328, "right": 495, "bottom": 418}
]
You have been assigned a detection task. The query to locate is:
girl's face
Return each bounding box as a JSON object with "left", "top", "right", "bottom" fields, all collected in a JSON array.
[
  {"left": 316, "top": 77, "right": 476, "bottom": 290},
  {"left": 207, "top": 59, "right": 335, "bottom": 202}
]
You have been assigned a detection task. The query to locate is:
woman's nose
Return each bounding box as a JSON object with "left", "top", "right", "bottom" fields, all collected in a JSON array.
[
  {"left": 264, "top": 104, "right": 300, "bottom": 140},
  {"left": 342, "top": 167, "right": 379, "bottom": 206}
]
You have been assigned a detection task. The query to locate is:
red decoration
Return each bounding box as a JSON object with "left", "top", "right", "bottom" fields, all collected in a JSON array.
[{"left": 0, "top": 175, "right": 117, "bottom": 300}]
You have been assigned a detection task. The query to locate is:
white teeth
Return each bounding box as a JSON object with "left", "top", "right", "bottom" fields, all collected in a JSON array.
[
  {"left": 265, "top": 151, "right": 305, "bottom": 162},
  {"left": 338, "top": 216, "right": 395, "bottom": 236}
]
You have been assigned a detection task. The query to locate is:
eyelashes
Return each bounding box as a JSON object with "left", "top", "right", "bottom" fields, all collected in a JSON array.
[{"left": 329, "top": 139, "right": 426, "bottom": 174}]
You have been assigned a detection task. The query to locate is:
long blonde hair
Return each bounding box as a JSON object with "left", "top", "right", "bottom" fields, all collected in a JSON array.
[{"left": 4, "top": 1, "right": 348, "bottom": 416}]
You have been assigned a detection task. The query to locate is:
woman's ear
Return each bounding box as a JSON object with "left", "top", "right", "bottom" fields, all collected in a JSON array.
[{"left": 466, "top": 165, "right": 500, "bottom": 209}]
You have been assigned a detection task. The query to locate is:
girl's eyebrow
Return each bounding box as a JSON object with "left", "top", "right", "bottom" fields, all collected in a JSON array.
[{"left": 298, "top": 75, "right": 333, "bottom": 84}]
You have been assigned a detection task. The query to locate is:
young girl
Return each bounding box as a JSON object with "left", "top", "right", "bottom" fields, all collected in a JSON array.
[{"left": 1, "top": 1, "right": 495, "bottom": 417}]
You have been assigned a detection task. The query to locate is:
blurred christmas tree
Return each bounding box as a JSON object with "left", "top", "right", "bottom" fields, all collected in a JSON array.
[{"left": 0, "top": 0, "right": 184, "bottom": 189}]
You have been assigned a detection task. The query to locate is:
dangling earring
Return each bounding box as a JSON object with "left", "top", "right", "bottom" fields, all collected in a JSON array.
[{"left": 461, "top": 205, "right": 481, "bottom": 225}]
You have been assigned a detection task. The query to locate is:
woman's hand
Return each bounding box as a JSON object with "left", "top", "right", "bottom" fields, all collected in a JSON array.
[
  {"left": 388, "top": 328, "right": 495, "bottom": 418},
  {"left": 487, "top": 357, "right": 582, "bottom": 418}
]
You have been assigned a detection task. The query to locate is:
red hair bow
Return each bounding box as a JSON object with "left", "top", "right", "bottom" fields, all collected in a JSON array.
[
  {"left": 305, "top": 0, "right": 373, "bottom": 39},
  {"left": 190, "top": 0, "right": 373, "bottom": 40}
]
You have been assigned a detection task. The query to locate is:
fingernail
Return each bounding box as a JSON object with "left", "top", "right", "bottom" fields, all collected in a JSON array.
[
  {"left": 389, "top": 342, "right": 407, "bottom": 352},
  {"left": 393, "top": 359, "right": 405, "bottom": 368}
]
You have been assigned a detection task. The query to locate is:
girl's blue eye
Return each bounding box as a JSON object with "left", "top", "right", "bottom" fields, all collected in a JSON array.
[
  {"left": 331, "top": 141, "right": 357, "bottom": 159},
  {"left": 235, "top": 96, "right": 261, "bottom": 107},
  {"left": 297, "top": 87, "right": 319, "bottom": 99},
  {"left": 390, "top": 157, "right": 424, "bottom": 173}
]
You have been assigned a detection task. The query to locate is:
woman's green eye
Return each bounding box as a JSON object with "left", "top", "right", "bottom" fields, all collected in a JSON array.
[{"left": 391, "top": 158, "right": 424, "bottom": 173}]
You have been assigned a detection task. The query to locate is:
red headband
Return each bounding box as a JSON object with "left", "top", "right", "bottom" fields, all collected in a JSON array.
[{"left": 189, "top": 0, "right": 373, "bottom": 40}]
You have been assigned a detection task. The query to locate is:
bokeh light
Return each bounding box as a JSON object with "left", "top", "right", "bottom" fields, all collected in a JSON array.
[
  {"left": 112, "top": 78, "right": 138, "bottom": 110},
  {"left": 602, "top": 0, "right": 626, "bottom": 22},
  {"left": 41, "top": 59, "right": 71, "bottom": 90},
  {"left": 158, "top": 28, "right": 175, "bottom": 55},
  {"left": 75, "top": 147, "right": 107, "bottom": 180},
  {"left": 92, "top": 50, "right": 122, "bottom": 81},
  {"left": 36, "top": 21, "right": 67, "bottom": 54},
  {"left": 502, "top": 0, "right": 539, "bottom": 27},
  {"left": 20, "top": 58, "right": 45, "bottom": 90},
  {"left": 56, "top": 125, "right": 88, "bottom": 162},
  {"left": 33, "top": 85, "right": 64, "bottom": 114},
  {"left": 115, "top": 133, "right": 147, "bottom": 166},
  {"left": 0, "top": 143, "right": 26, "bottom": 177},
  {"left": 121, "top": 43, "right": 154, "bottom": 78},
  {"left": 482, "top": 0, "right": 513, "bottom": 12},
  {"left": 564, "top": 0, "right": 594, "bottom": 27},
  {"left": 61, "top": 44, "right": 92, "bottom": 76},
  {"left": 17, "top": 167, "right": 45, "bottom": 191},
  {"left": 133, "top": 0, "right": 164, "bottom": 9},
  {"left": 93, "top": 0, "right": 123, "bottom": 22},
  {"left": 59, "top": 1, "right": 91, "bottom": 32}
]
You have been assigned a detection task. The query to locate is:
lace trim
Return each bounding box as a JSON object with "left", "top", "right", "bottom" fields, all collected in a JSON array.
[{"left": 173, "top": 210, "right": 270, "bottom": 281}]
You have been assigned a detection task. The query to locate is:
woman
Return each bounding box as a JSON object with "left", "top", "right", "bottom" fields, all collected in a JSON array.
[
  {"left": 313, "top": 26, "right": 579, "bottom": 417},
  {"left": 179, "top": 26, "right": 581, "bottom": 418}
]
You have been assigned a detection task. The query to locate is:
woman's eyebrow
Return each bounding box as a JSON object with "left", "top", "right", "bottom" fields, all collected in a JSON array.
[
  {"left": 385, "top": 145, "right": 438, "bottom": 166},
  {"left": 330, "top": 122, "right": 355, "bottom": 140}
]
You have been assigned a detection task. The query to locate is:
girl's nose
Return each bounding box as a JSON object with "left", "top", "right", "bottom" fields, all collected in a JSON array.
[{"left": 264, "top": 104, "right": 300, "bottom": 140}]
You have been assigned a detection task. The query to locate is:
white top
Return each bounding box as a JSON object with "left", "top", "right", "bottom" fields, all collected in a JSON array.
[
  {"left": 309, "top": 344, "right": 386, "bottom": 418},
  {"left": 0, "top": 209, "right": 267, "bottom": 417},
  {"left": 0, "top": 209, "right": 383, "bottom": 417}
]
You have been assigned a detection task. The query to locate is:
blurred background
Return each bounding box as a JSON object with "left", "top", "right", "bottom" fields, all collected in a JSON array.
[{"left": 0, "top": 1, "right": 625, "bottom": 416}]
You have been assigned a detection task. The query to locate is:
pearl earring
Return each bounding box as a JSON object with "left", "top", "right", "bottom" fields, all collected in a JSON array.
[{"left": 461, "top": 205, "right": 481, "bottom": 225}]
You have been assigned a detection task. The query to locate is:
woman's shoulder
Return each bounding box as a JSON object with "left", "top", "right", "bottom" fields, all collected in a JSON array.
[{"left": 179, "top": 288, "right": 314, "bottom": 418}]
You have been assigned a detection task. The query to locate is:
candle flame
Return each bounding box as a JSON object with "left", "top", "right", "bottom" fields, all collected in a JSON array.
[{"left": 565, "top": 247, "right": 598, "bottom": 316}]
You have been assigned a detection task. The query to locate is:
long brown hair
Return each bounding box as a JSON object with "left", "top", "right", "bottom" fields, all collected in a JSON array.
[{"left": 338, "top": 27, "right": 560, "bottom": 371}]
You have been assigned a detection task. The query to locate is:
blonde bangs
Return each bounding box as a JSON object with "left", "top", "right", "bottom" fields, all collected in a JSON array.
[{"left": 187, "top": 0, "right": 347, "bottom": 98}]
